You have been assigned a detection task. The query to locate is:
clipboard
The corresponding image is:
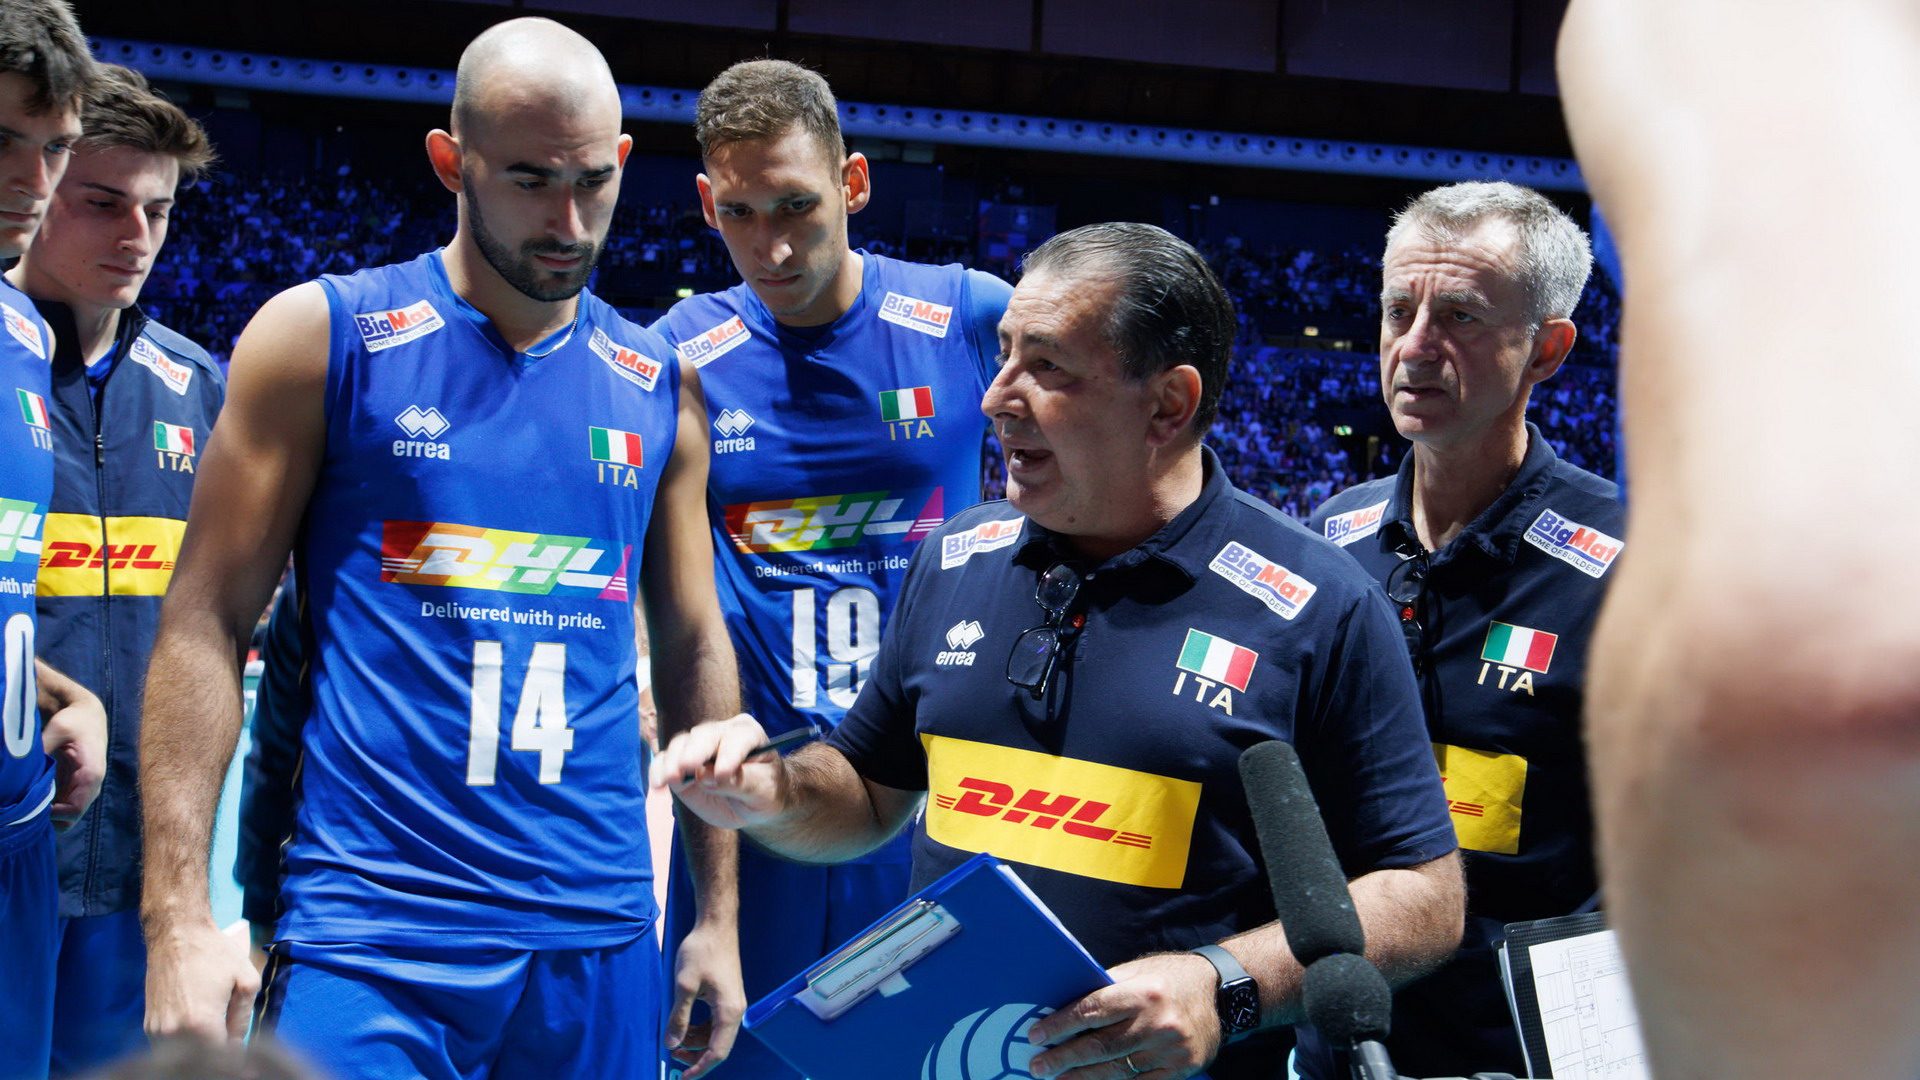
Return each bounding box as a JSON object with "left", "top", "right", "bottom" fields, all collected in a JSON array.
[
  {"left": 744, "top": 853, "right": 1114, "bottom": 1080},
  {"left": 1499, "top": 910, "right": 1648, "bottom": 1079}
]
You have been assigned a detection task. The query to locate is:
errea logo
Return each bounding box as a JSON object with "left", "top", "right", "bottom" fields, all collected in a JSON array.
[
  {"left": 938, "top": 619, "right": 983, "bottom": 667},
  {"left": 713, "top": 408, "right": 756, "bottom": 454},
  {"left": 394, "top": 405, "right": 451, "bottom": 459}
]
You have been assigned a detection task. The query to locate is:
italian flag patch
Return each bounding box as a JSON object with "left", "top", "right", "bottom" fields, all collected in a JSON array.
[
  {"left": 17, "top": 388, "right": 48, "bottom": 429},
  {"left": 589, "top": 426, "right": 643, "bottom": 467},
  {"left": 879, "top": 386, "right": 935, "bottom": 421},
  {"left": 1481, "top": 621, "right": 1557, "bottom": 674},
  {"left": 153, "top": 421, "right": 195, "bottom": 456},
  {"left": 1176, "top": 629, "right": 1258, "bottom": 692}
]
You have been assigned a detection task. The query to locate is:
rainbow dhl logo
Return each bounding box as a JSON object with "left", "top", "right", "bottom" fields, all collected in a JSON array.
[
  {"left": 380, "top": 520, "right": 630, "bottom": 601},
  {"left": 0, "top": 498, "right": 43, "bottom": 564},
  {"left": 1208, "top": 540, "right": 1317, "bottom": 620},
  {"left": 675, "top": 315, "right": 751, "bottom": 368},
  {"left": 940, "top": 517, "right": 1024, "bottom": 569},
  {"left": 354, "top": 300, "right": 445, "bottom": 353},
  {"left": 1524, "top": 508, "right": 1623, "bottom": 579},
  {"left": 878, "top": 291, "right": 953, "bottom": 338},
  {"left": 588, "top": 328, "right": 662, "bottom": 391},
  {"left": 723, "top": 487, "right": 945, "bottom": 554},
  {"left": 1323, "top": 499, "right": 1389, "bottom": 547}
]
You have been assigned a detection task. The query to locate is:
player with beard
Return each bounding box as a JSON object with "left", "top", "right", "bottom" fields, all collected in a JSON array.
[{"left": 137, "top": 19, "right": 745, "bottom": 1076}]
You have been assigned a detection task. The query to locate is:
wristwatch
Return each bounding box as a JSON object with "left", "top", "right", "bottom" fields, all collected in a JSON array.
[{"left": 1191, "top": 943, "right": 1261, "bottom": 1042}]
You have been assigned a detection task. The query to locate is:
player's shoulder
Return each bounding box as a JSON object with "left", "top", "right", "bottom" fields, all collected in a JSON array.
[
  {"left": 923, "top": 500, "right": 1029, "bottom": 572},
  {"left": 655, "top": 283, "right": 758, "bottom": 362},
  {"left": 580, "top": 291, "right": 673, "bottom": 360},
  {"left": 139, "top": 316, "right": 219, "bottom": 378},
  {"left": 866, "top": 251, "right": 973, "bottom": 298},
  {"left": 1539, "top": 456, "right": 1624, "bottom": 526},
  {"left": 317, "top": 250, "right": 436, "bottom": 298},
  {"left": 1307, "top": 475, "right": 1397, "bottom": 544},
  {"left": 1211, "top": 488, "right": 1386, "bottom": 614}
]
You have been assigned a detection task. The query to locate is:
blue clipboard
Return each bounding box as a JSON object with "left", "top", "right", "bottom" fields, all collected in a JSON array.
[{"left": 745, "top": 853, "right": 1114, "bottom": 1079}]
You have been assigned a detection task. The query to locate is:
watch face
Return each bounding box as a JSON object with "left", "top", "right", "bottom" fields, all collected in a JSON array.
[{"left": 1222, "top": 978, "right": 1261, "bottom": 1033}]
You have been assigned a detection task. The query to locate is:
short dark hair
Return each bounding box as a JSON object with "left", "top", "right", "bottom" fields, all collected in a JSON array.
[
  {"left": 78, "top": 65, "right": 215, "bottom": 187},
  {"left": 1021, "top": 222, "right": 1236, "bottom": 436},
  {"left": 0, "top": 0, "right": 94, "bottom": 115},
  {"left": 695, "top": 59, "right": 845, "bottom": 166}
]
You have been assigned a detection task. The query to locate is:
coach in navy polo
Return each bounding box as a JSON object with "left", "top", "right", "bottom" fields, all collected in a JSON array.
[
  {"left": 1311, "top": 182, "right": 1627, "bottom": 1078},
  {"left": 655, "top": 223, "right": 1463, "bottom": 1080}
]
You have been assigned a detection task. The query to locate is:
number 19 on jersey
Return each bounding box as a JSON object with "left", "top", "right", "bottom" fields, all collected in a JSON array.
[{"left": 790, "top": 586, "right": 879, "bottom": 711}]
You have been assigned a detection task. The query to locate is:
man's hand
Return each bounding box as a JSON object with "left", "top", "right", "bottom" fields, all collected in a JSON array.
[
  {"left": 664, "top": 914, "right": 746, "bottom": 1079},
  {"left": 648, "top": 713, "right": 785, "bottom": 830},
  {"left": 144, "top": 918, "right": 262, "bottom": 1042},
  {"left": 1026, "top": 952, "right": 1223, "bottom": 1079},
  {"left": 38, "top": 660, "right": 106, "bottom": 829}
]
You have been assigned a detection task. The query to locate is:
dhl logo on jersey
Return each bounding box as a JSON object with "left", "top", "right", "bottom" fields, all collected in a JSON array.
[
  {"left": 1433, "top": 742, "right": 1528, "bottom": 855},
  {"left": 922, "top": 734, "right": 1201, "bottom": 889},
  {"left": 723, "top": 487, "right": 945, "bottom": 554},
  {"left": 380, "top": 520, "right": 630, "bottom": 601},
  {"left": 38, "top": 514, "right": 184, "bottom": 597}
]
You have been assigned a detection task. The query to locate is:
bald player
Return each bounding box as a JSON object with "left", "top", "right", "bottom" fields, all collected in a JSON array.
[
  {"left": 138, "top": 19, "right": 744, "bottom": 1076},
  {"left": 1559, "top": 2, "right": 1920, "bottom": 1078}
]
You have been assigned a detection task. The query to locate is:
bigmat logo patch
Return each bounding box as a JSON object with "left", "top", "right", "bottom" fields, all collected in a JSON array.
[{"left": 922, "top": 734, "right": 1200, "bottom": 889}]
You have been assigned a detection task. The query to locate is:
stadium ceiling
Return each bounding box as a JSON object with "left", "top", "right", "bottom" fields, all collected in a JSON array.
[{"left": 97, "top": 37, "right": 1585, "bottom": 193}]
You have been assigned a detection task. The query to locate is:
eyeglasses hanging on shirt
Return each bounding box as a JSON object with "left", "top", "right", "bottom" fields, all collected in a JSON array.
[
  {"left": 1006, "top": 562, "right": 1085, "bottom": 701},
  {"left": 1384, "top": 548, "right": 1432, "bottom": 675}
]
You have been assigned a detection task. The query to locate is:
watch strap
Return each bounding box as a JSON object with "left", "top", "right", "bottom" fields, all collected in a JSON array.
[{"left": 1191, "top": 943, "right": 1251, "bottom": 985}]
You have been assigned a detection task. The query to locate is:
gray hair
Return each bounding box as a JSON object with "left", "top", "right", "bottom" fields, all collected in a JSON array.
[{"left": 1386, "top": 181, "right": 1593, "bottom": 323}]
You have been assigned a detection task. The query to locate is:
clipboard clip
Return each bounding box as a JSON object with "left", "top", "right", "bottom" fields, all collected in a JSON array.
[{"left": 796, "top": 898, "right": 962, "bottom": 1021}]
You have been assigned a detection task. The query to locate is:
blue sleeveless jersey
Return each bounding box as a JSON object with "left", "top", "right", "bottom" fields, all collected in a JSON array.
[
  {"left": 281, "top": 251, "right": 679, "bottom": 948},
  {"left": 0, "top": 281, "right": 53, "bottom": 826},
  {"left": 653, "top": 253, "right": 1001, "bottom": 736}
]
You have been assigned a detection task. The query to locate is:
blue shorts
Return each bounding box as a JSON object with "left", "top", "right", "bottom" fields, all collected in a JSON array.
[
  {"left": 50, "top": 908, "right": 148, "bottom": 1076},
  {"left": 258, "top": 931, "right": 663, "bottom": 1080},
  {"left": 0, "top": 813, "right": 59, "bottom": 1080},
  {"left": 662, "top": 833, "right": 912, "bottom": 1079}
]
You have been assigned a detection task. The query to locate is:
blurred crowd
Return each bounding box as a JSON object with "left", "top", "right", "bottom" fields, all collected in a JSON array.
[{"left": 141, "top": 170, "right": 1619, "bottom": 518}]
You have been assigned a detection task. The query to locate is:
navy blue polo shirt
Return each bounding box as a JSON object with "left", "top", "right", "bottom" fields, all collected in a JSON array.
[
  {"left": 831, "top": 446, "right": 1456, "bottom": 1080},
  {"left": 1309, "top": 423, "right": 1625, "bottom": 1077}
]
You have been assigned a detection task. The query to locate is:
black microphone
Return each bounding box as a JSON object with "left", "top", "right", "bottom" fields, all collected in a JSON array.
[
  {"left": 1302, "top": 953, "right": 1396, "bottom": 1080},
  {"left": 1238, "top": 740, "right": 1366, "bottom": 965}
]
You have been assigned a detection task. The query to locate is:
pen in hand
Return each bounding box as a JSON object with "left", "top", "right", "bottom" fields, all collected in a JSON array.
[{"left": 744, "top": 724, "right": 824, "bottom": 760}]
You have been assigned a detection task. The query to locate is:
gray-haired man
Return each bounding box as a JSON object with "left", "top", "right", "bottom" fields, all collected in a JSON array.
[{"left": 1310, "top": 181, "right": 1623, "bottom": 1076}]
